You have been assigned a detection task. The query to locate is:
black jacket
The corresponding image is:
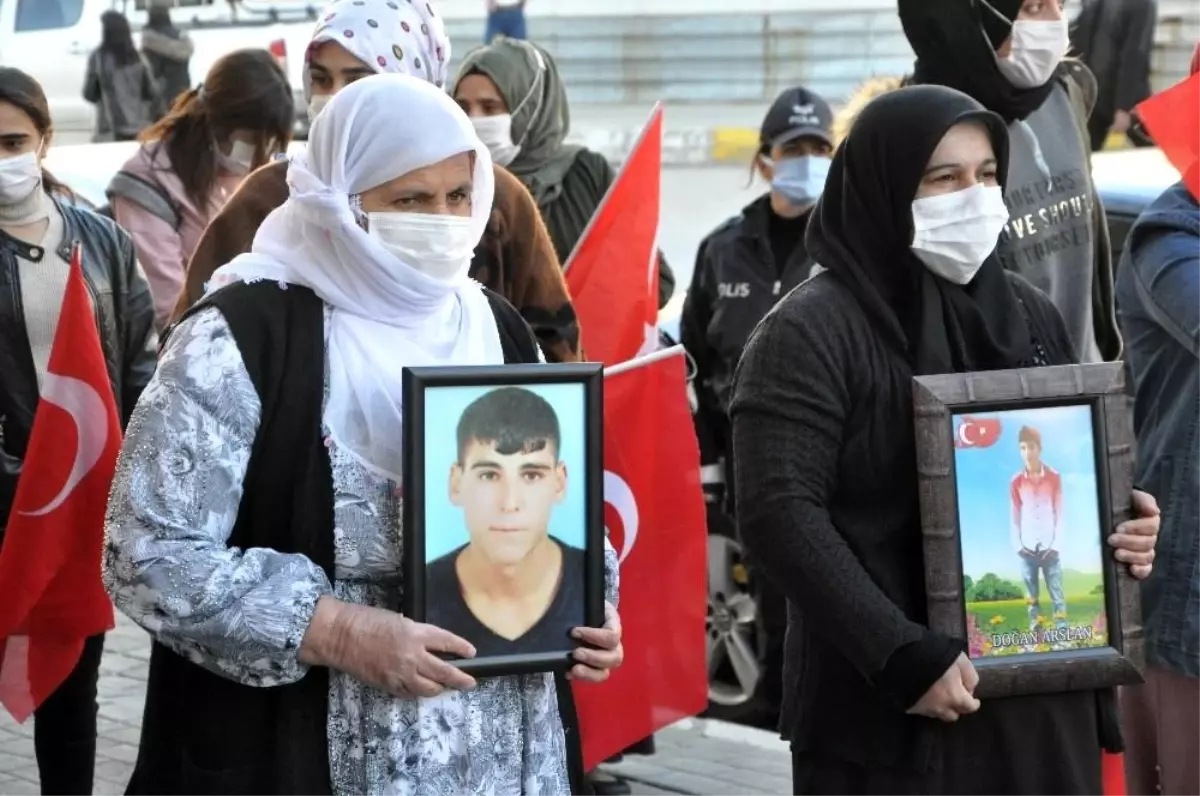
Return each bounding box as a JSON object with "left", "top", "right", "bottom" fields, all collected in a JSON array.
[
  {"left": 1070, "top": 0, "right": 1157, "bottom": 124},
  {"left": 542, "top": 149, "right": 675, "bottom": 310},
  {"left": 126, "top": 280, "right": 591, "bottom": 795},
  {"left": 730, "top": 271, "right": 1117, "bottom": 792},
  {"left": 0, "top": 197, "right": 158, "bottom": 532},
  {"left": 680, "top": 195, "right": 817, "bottom": 489}
]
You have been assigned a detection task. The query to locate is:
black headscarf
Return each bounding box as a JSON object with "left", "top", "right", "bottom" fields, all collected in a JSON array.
[
  {"left": 900, "top": 0, "right": 1057, "bottom": 123},
  {"left": 805, "top": 84, "right": 1034, "bottom": 375}
]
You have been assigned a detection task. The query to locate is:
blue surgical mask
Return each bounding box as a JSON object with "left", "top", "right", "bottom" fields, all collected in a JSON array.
[{"left": 765, "top": 155, "right": 831, "bottom": 208}]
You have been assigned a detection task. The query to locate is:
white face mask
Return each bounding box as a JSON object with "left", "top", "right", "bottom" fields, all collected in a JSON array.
[
  {"left": 367, "top": 211, "right": 477, "bottom": 282},
  {"left": 308, "top": 94, "right": 331, "bottom": 124},
  {"left": 994, "top": 19, "right": 1070, "bottom": 89},
  {"left": 218, "top": 140, "right": 257, "bottom": 176},
  {"left": 910, "top": 183, "right": 1011, "bottom": 285},
  {"left": 470, "top": 114, "right": 521, "bottom": 167},
  {"left": 0, "top": 151, "right": 43, "bottom": 205}
]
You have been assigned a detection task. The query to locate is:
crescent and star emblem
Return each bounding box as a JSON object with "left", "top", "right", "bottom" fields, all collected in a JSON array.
[
  {"left": 603, "top": 470, "right": 639, "bottom": 564},
  {"left": 21, "top": 373, "right": 109, "bottom": 518}
]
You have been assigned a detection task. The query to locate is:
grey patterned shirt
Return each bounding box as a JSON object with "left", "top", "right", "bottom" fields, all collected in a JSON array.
[{"left": 104, "top": 305, "right": 620, "bottom": 796}]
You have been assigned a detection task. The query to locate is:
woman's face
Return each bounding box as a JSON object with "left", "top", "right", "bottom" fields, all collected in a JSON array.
[
  {"left": 0, "top": 100, "right": 43, "bottom": 162},
  {"left": 308, "top": 41, "right": 376, "bottom": 97},
  {"left": 995, "top": 0, "right": 1064, "bottom": 57},
  {"left": 454, "top": 73, "right": 510, "bottom": 118},
  {"left": 916, "top": 122, "right": 1000, "bottom": 200},
  {"left": 359, "top": 152, "right": 474, "bottom": 217}
]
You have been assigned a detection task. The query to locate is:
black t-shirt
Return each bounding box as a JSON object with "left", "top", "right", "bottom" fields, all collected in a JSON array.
[{"left": 425, "top": 538, "right": 586, "bottom": 660}]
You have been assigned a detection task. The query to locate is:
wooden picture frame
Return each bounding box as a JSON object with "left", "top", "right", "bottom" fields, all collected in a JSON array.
[
  {"left": 401, "top": 363, "right": 606, "bottom": 677},
  {"left": 914, "top": 363, "right": 1145, "bottom": 699}
]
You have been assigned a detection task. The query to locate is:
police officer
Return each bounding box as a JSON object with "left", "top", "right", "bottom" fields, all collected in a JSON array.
[{"left": 680, "top": 85, "right": 834, "bottom": 726}]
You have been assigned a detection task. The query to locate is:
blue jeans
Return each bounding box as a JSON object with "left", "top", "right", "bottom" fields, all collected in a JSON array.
[
  {"left": 1021, "top": 553, "right": 1066, "bottom": 627},
  {"left": 485, "top": 5, "right": 526, "bottom": 42}
]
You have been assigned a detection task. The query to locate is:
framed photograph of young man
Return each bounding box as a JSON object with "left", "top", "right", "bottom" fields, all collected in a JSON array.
[
  {"left": 913, "top": 363, "right": 1145, "bottom": 699},
  {"left": 401, "top": 363, "right": 606, "bottom": 677}
]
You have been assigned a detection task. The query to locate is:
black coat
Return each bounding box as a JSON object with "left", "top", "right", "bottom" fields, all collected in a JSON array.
[
  {"left": 730, "top": 270, "right": 1117, "bottom": 793},
  {"left": 0, "top": 197, "right": 157, "bottom": 534},
  {"left": 680, "top": 194, "right": 817, "bottom": 481}
]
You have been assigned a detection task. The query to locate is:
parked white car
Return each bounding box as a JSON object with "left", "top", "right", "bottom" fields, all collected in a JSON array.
[{"left": 0, "top": 0, "right": 317, "bottom": 137}]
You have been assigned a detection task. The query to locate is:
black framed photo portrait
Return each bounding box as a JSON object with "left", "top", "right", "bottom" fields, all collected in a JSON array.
[
  {"left": 914, "top": 363, "right": 1145, "bottom": 698},
  {"left": 401, "top": 363, "right": 606, "bottom": 677}
]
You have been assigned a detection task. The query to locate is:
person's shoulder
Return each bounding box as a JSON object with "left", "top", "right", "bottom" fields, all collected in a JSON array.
[
  {"left": 426, "top": 548, "right": 463, "bottom": 594},
  {"left": 481, "top": 287, "right": 541, "bottom": 363},
  {"left": 234, "top": 159, "right": 290, "bottom": 210},
  {"left": 736, "top": 271, "right": 870, "bottom": 382},
  {"left": 760, "top": 270, "right": 868, "bottom": 339},
  {"left": 701, "top": 209, "right": 752, "bottom": 252},
  {"left": 571, "top": 148, "right": 609, "bottom": 175},
  {"left": 117, "top": 141, "right": 160, "bottom": 175},
  {"left": 1005, "top": 269, "right": 1060, "bottom": 322},
  {"left": 557, "top": 540, "right": 586, "bottom": 563},
  {"left": 57, "top": 196, "right": 130, "bottom": 249},
  {"left": 1055, "top": 59, "right": 1098, "bottom": 118}
]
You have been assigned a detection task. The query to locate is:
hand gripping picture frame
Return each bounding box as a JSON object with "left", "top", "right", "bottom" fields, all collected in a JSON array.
[
  {"left": 401, "top": 363, "right": 606, "bottom": 678},
  {"left": 914, "top": 363, "right": 1145, "bottom": 699}
]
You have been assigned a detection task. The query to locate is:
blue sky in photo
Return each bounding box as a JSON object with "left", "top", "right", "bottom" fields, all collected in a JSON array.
[
  {"left": 953, "top": 405, "right": 1106, "bottom": 583},
  {"left": 422, "top": 382, "right": 588, "bottom": 561}
]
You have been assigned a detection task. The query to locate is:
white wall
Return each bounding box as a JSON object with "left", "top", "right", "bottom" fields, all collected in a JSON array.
[{"left": 428, "top": 0, "right": 902, "bottom": 20}]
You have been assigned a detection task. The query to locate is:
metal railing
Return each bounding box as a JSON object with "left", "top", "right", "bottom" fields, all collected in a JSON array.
[{"left": 439, "top": 4, "right": 1199, "bottom": 106}]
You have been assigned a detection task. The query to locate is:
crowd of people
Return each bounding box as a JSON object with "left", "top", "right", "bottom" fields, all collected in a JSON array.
[{"left": 0, "top": 0, "right": 1194, "bottom": 794}]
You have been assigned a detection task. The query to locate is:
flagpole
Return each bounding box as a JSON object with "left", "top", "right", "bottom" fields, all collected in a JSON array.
[{"left": 603, "top": 344, "right": 684, "bottom": 377}]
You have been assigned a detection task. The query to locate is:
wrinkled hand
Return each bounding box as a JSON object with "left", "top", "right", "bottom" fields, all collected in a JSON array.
[
  {"left": 328, "top": 605, "right": 482, "bottom": 696},
  {"left": 568, "top": 602, "right": 623, "bottom": 683},
  {"left": 906, "top": 653, "right": 980, "bottom": 723},
  {"left": 1110, "top": 490, "right": 1159, "bottom": 580}
]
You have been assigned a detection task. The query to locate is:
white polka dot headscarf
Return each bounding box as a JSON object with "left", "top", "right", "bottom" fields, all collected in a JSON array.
[{"left": 304, "top": 0, "right": 451, "bottom": 101}]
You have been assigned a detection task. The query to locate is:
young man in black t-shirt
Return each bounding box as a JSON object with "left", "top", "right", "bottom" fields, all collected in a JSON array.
[{"left": 425, "top": 386, "right": 585, "bottom": 659}]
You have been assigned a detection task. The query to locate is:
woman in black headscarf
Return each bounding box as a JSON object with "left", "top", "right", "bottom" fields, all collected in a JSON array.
[
  {"left": 730, "top": 84, "right": 1160, "bottom": 795},
  {"left": 899, "top": 0, "right": 1120, "bottom": 367}
]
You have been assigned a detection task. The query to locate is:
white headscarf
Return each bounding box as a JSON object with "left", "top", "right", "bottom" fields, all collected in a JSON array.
[
  {"left": 209, "top": 74, "right": 502, "bottom": 484},
  {"left": 304, "top": 0, "right": 451, "bottom": 98}
]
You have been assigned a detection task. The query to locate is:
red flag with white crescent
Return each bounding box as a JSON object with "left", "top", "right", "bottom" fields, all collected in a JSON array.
[
  {"left": 572, "top": 346, "right": 708, "bottom": 770},
  {"left": 1135, "top": 72, "right": 1199, "bottom": 200},
  {"left": 562, "top": 104, "right": 663, "bottom": 366},
  {"left": 0, "top": 244, "right": 118, "bottom": 722}
]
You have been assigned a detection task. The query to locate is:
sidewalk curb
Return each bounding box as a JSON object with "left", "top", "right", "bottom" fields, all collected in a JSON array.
[
  {"left": 677, "top": 716, "right": 789, "bottom": 754},
  {"left": 567, "top": 125, "right": 761, "bottom": 166}
]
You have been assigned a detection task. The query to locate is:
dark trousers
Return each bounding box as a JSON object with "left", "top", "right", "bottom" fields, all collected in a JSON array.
[
  {"left": 33, "top": 633, "right": 105, "bottom": 795},
  {"left": 484, "top": 5, "right": 526, "bottom": 42},
  {"left": 1121, "top": 666, "right": 1200, "bottom": 796}
]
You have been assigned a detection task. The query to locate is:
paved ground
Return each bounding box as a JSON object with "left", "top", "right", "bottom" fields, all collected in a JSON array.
[{"left": 0, "top": 613, "right": 789, "bottom": 796}]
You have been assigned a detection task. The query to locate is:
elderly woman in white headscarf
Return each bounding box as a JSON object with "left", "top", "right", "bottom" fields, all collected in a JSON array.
[
  {"left": 175, "top": 0, "right": 582, "bottom": 364},
  {"left": 103, "top": 73, "right": 622, "bottom": 796}
]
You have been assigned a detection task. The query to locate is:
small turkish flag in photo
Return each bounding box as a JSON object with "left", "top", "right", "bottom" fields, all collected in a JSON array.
[{"left": 954, "top": 416, "right": 1003, "bottom": 449}]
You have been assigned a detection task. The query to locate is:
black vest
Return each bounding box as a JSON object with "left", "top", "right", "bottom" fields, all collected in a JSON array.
[{"left": 126, "top": 281, "right": 588, "bottom": 795}]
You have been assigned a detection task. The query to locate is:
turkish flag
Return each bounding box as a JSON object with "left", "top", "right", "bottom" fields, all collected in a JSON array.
[
  {"left": 1135, "top": 73, "right": 1199, "bottom": 199},
  {"left": 562, "top": 104, "right": 662, "bottom": 366},
  {"left": 1103, "top": 752, "right": 1126, "bottom": 795},
  {"left": 953, "top": 415, "right": 1003, "bottom": 449},
  {"left": 573, "top": 346, "right": 709, "bottom": 770},
  {"left": 0, "top": 245, "right": 119, "bottom": 722}
]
